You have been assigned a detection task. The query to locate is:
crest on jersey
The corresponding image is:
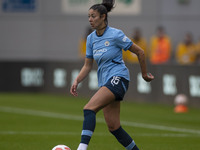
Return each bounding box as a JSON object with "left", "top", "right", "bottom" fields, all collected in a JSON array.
[{"left": 104, "top": 41, "right": 110, "bottom": 46}]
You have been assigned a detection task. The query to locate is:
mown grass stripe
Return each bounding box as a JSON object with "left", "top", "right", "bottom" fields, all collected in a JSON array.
[
  {"left": 0, "top": 131, "right": 199, "bottom": 137},
  {"left": 0, "top": 106, "right": 200, "bottom": 135}
]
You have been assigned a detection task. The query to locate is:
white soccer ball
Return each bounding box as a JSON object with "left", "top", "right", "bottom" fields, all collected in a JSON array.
[
  {"left": 52, "top": 145, "right": 71, "bottom": 150},
  {"left": 174, "top": 94, "right": 188, "bottom": 105}
]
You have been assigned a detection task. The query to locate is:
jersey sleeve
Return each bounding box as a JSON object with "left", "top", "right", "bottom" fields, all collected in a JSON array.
[
  {"left": 115, "top": 30, "right": 133, "bottom": 51},
  {"left": 85, "top": 35, "right": 93, "bottom": 59}
]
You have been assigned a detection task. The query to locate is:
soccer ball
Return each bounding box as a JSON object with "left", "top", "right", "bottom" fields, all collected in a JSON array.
[{"left": 52, "top": 145, "right": 71, "bottom": 150}]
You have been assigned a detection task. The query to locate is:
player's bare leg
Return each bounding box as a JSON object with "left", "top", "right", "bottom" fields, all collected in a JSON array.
[
  {"left": 103, "top": 101, "right": 139, "bottom": 150},
  {"left": 84, "top": 86, "right": 115, "bottom": 112},
  {"left": 77, "top": 87, "right": 115, "bottom": 150},
  {"left": 103, "top": 101, "right": 121, "bottom": 131}
]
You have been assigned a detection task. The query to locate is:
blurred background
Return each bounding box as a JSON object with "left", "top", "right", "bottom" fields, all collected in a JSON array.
[{"left": 0, "top": 0, "right": 200, "bottom": 107}]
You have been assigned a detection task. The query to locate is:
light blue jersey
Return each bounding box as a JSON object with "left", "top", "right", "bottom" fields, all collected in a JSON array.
[{"left": 86, "top": 26, "right": 133, "bottom": 87}]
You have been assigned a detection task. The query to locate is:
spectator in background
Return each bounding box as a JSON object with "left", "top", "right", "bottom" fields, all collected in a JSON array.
[
  {"left": 123, "top": 27, "right": 147, "bottom": 63},
  {"left": 79, "top": 26, "right": 93, "bottom": 59},
  {"left": 149, "top": 26, "right": 171, "bottom": 64},
  {"left": 195, "top": 37, "right": 200, "bottom": 64},
  {"left": 176, "top": 32, "right": 196, "bottom": 65}
]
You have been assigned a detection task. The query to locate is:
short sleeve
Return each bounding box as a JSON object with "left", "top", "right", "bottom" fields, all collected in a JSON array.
[
  {"left": 86, "top": 35, "right": 93, "bottom": 59},
  {"left": 115, "top": 30, "right": 133, "bottom": 51}
]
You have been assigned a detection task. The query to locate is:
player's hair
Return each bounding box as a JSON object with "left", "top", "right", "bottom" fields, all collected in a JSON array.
[{"left": 89, "top": 0, "right": 115, "bottom": 24}]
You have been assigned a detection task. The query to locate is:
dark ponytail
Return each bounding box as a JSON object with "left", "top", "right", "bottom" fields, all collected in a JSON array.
[
  {"left": 89, "top": 0, "right": 115, "bottom": 24},
  {"left": 102, "top": 0, "right": 115, "bottom": 13}
]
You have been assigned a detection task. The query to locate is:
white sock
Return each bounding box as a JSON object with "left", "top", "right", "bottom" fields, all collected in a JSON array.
[{"left": 77, "top": 143, "right": 88, "bottom": 150}]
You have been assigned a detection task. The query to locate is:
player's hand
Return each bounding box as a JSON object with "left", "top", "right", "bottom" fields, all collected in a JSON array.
[
  {"left": 70, "top": 80, "right": 78, "bottom": 96},
  {"left": 142, "top": 73, "right": 154, "bottom": 82}
]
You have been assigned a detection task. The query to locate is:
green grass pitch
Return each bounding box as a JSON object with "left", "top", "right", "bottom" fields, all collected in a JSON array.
[{"left": 0, "top": 93, "right": 200, "bottom": 150}]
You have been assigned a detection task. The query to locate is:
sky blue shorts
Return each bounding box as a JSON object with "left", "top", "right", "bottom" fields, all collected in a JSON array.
[{"left": 104, "top": 76, "right": 129, "bottom": 101}]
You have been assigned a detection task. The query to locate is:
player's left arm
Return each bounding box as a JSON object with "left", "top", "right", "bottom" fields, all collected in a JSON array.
[{"left": 128, "top": 43, "right": 154, "bottom": 82}]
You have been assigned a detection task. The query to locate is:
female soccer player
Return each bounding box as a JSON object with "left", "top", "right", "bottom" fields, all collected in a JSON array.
[{"left": 70, "top": 0, "right": 154, "bottom": 150}]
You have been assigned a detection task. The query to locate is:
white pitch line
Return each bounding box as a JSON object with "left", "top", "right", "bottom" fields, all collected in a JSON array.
[
  {"left": 0, "top": 106, "right": 200, "bottom": 135},
  {"left": 120, "top": 120, "right": 200, "bottom": 135}
]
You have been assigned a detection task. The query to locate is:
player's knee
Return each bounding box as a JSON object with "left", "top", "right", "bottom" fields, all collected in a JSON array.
[
  {"left": 83, "top": 104, "right": 99, "bottom": 113},
  {"left": 83, "top": 104, "right": 91, "bottom": 111}
]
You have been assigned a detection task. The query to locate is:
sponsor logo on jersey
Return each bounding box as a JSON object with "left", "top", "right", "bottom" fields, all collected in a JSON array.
[{"left": 93, "top": 48, "right": 107, "bottom": 56}]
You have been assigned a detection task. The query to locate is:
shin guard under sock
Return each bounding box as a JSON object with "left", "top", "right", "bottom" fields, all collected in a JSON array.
[
  {"left": 80, "top": 109, "right": 96, "bottom": 145},
  {"left": 111, "top": 126, "right": 139, "bottom": 150}
]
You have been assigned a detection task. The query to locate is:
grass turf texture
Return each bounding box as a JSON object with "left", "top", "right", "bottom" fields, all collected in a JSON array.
[{"left": 0, "top": 93, "right": 200, "bottom": 150}]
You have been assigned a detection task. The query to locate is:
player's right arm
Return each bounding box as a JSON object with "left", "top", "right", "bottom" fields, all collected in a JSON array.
[{"left": 70, "top": 58, "right": 93, "bottom": 96}]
